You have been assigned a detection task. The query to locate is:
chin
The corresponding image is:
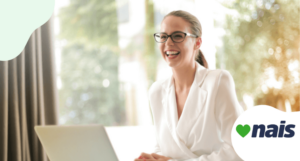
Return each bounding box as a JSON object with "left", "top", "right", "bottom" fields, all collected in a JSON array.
[
  {"left": 166, "top": 60, "right": 181, "bottom": 68},
  {"left": 163, "top": 55, "right": 182, "bottom": 68}
]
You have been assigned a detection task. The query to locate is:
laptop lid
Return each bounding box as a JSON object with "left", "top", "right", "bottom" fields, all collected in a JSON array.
[{"left": 35, "top": 125, "right": 119, "bottom": 161}]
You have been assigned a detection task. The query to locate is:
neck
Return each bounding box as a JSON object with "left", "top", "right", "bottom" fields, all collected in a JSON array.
[{"left": 172, "top": 62, "right": 197, "bottom": 90}]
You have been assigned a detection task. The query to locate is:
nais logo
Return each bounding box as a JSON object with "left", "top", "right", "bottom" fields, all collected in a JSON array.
[
  {"left": 236, "top": 121, "right": 296, "bottom": 138},
  {"left": 231, "top": 106, "right": 300, "bottom": 160}
]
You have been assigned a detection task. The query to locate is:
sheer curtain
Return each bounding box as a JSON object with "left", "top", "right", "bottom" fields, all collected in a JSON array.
[{"left": 0, "top": 15, "right": 58, "bottom": 161}]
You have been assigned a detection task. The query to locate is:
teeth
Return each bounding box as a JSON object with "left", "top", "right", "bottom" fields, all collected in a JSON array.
[
  {"left": 166, "top": 51, "right": 179, "bottom": 55},
  {"left": 166, "top": 51, "right": 180, "bottom": 56}
]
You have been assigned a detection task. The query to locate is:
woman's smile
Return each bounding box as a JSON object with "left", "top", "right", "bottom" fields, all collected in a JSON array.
[
  {"left": 165, "top": 50, "right": 180, "bottom": 59},
  {"left": 159, "top": 15, "right": 198, "bottom": 68}
]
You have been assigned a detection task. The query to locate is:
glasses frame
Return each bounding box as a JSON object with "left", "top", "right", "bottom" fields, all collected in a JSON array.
[{"left": 153, "top": 31, "right": 198, "bottom": 43}]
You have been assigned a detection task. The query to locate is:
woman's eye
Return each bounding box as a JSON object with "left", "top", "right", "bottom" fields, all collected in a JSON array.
[{"left": 173, "top": 34, "right": 183, "bottom": 38}]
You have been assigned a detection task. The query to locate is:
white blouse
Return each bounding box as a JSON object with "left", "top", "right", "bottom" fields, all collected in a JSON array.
[{"left": 148, "top": 63, "right": 244, "bottom": 161}]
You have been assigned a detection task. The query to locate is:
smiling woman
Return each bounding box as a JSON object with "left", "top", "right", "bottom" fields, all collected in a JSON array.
[
  {"left": 155, "top": 11, "right": 208, "bottom": 69},
  {"left": 134, "top": 10, "right": 244, "bottom": 161}
]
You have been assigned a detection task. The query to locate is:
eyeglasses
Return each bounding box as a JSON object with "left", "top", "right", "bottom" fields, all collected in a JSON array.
[{"left": 153, "top": 31, "right": 198, "bottom": 43}]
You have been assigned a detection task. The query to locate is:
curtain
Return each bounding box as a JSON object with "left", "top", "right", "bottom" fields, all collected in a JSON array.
[{"left": 0, "top": 15, "right": 58, "bottom": 161}]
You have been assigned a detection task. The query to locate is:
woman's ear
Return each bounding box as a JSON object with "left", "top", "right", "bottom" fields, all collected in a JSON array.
[{"left": 194, "top": 37, "right": 202, "bottom": 50}]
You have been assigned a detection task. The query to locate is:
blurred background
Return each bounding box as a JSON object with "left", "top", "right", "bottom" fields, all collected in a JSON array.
[{"left": 53, "top": 0, "right": 299, "bottom": 160}]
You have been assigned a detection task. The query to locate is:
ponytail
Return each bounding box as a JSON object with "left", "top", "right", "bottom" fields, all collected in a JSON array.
[{"left": 196, "top": 49, "right": 208, "bottom": 68}]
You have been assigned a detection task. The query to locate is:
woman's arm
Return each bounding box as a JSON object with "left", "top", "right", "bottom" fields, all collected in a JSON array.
[
  {"left": 182, "top": 70, "right": 244, "bottom": 161},
  {"left": 148, "top": 81, "right": 164, "bottom": 156},
  {"left": 153, "top": 141, "right": 163, "bottom": 155}
]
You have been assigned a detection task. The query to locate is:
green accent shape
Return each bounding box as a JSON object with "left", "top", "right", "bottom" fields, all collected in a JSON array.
[
  {"left": 0, "top": 0, "right": 55, "bottom": 61},
  {"left": 236, "top": 124, "right": 251, "bottom": 138}
]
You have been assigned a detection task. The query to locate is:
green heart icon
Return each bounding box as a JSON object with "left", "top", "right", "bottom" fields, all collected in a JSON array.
[{"left": 236, "top": 124, "right": 251, "bottom": 138}]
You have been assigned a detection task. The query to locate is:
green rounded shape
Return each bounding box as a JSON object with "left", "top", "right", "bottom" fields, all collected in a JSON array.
[{"left": 0, "top": 0, "right": 55, "bottom": 61}]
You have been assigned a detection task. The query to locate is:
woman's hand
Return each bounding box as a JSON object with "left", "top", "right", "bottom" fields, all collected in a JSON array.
[
  {"left": 151, "top": 153, "right": 172, "bottom": 160},
  {"left": 134, "top": 152, "right": 172, "bottom": 161},
  {"left": 134, "top": 152, "right": 155, "bottom": 160}
]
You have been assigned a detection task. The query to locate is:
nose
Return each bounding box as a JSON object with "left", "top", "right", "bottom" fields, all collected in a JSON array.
[{"left": 165, "top": 36, "right": 174, "bottom": 46}]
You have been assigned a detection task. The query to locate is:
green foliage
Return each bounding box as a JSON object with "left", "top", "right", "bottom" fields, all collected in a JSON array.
[
  {"left": 144, "top": 0, "right": 157, "bottom": 86},
  {"left": 218, "top": 0, "right": 299, "bottom": 110},
  {"left": 58, "top": 0, "right": 118, "bottom": 46},
  {"left": 59, "top": 43, "right": 125, "bottom": 125},
  {"left": 58, "top": 0, "right": 125, "bottom": 125}
]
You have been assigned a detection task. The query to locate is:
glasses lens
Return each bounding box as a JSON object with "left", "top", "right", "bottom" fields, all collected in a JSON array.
[
  {"left": 154, "top": 33, "right": 167, "bottom": 42},
  {"left": 171, "top": 32, "right": 185, "bottom": 42}
]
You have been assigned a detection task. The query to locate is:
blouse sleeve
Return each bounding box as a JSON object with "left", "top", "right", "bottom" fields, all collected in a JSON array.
[
  {"left": 153, "top": 140, "right": 163, "bottom": 155},
  {"left": 172, "top": 70, "right": 244, "bottom": 161},
  {"left": 148, "top": 82, "right": 163, "bottom": 155}
]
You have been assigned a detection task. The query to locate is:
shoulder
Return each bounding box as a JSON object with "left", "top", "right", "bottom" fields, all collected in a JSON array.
[
  {"left": 148, "top": 77, "right": 169, "bottom": 98},
  {"left": 216, "top": 69, "right": 235, "bottom": 87},
  {"left": 206, "top": 69, "right": 231, "bottom": 78},
  {"left": 207, "top": 69, "right": 237, "bottom": 98},
  {"left": 148, "top": 78, "right": 169, "bottom": 113},
  {"left": 201, "top": 69, "right": 235, "bottom": 92},
  {"left": 206, "top": 69, "right": 234, "bottom": 84},
  {"left": 212, "top": 70, "right": 243, "bottom": 117},
  {"left": 206, "top": 69, "right": 233, "bottom": 84}
]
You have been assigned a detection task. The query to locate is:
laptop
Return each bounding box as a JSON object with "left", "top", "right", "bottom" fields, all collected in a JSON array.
[{"left": 35, "top": 125, "right": 119, "bottom": 161}]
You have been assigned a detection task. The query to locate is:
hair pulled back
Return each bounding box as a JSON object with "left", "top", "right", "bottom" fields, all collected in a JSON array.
[{"left": 164, "top": 10, "right": 208, "bottom": 68}]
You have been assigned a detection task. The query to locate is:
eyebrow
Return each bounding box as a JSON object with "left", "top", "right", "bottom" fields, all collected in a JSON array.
[{"left": 159, "top": 31, "right": 184, "bottom": 34}]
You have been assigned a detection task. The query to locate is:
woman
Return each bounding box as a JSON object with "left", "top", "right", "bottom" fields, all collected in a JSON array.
[{"left": 135, "top": 10, "right": 243, "bottom": 161}]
